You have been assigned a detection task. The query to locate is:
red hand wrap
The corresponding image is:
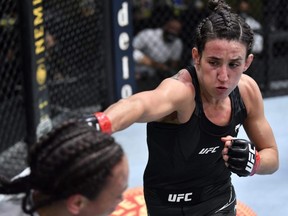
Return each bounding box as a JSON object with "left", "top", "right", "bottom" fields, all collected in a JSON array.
[
  {"left": 94, "top": 112, "right": 112, "bottom": 134},
  {"left": 250, "top": 150, "right": 261, "bottom": 176}
]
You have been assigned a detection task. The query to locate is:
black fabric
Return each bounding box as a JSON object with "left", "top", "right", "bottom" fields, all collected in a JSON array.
[
  {"left": 144, "top": 66, "right": 247, "bottom": 190},
  {"left": 143, "top": 66, "right": 247, "bottom": 214},
  {"left": 144, "top": 181, "right": 236, "bottom": 216}
]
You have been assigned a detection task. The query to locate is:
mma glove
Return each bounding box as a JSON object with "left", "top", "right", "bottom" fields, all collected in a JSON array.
[
  {"left": 85, "top": 112, "right": 112, "bottom": 134},
  {"left": 227, "top": 139, "right": 260, "bottom": 177}
]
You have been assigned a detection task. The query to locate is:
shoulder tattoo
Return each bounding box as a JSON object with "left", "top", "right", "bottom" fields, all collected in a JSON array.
[{"left": 172, "top": 71, "right": 185, "bottom": 80}]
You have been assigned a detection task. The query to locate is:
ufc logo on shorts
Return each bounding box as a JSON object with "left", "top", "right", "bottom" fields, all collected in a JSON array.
[
  {"left": 168, "top": 192, "right": 193, "bottom": 202},
  {"left": 245, "top": 144, "right": 256, "bottom": 172}
]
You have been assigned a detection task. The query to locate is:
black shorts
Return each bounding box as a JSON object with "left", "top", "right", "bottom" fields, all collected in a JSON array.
[{"left": 144, "top": 181, "right": 236, "bottom": 216}]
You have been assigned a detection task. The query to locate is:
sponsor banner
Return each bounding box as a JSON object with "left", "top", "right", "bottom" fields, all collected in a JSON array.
[{"left": 111, "top": 0, "right": 135, "bottom": 100}]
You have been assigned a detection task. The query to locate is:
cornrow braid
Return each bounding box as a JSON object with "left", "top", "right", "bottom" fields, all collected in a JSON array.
[
  {"left": 209, "top": 0, "right": 231, "bottom": 12},
  {"left": 0, "top": 119, "right": 124, "bottom": 215},
  {"left": 194, "top": 0, "right": 254, "bottom": 56},
  {"left": 211, "top": 0, "right": 233, "bottom": 31}
]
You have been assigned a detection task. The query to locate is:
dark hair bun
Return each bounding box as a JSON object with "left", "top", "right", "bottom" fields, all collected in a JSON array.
[{"left": 208, "top": 0, "right": 231, "bottom": 12}]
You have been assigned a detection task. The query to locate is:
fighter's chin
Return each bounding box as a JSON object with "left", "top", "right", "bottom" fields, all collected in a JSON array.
[{"left": 215, "top": 87, "right": 230, "bottom": 97}]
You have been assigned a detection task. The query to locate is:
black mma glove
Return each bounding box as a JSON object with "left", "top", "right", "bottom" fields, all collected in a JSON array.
[
  {"left": 85, "top": 112, "right": 112, "bottom": 134},
  {"left": 227, "top": 139, "right": 260, "bottom": 177}
]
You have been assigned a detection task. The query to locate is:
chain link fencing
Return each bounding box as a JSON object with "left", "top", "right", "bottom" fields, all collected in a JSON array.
[
  {"left": 44, "top": 0, "right": 107, "bottom": 120},
  {"left": 0, "top": 0, "right": 27, "bottom": 178},
  {"left": 132, "top": 0, "right": 288, "bottom": 95},
  {"left": 0, "top": 0, "right": 108, "bottom": 178}
]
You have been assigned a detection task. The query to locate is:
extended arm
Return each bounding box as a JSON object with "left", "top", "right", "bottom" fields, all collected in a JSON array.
[{"left": 88, "top": 70, "right": 195, "bottom": 133}]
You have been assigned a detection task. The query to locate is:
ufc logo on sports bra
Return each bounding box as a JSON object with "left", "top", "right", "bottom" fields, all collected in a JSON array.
[
  {"left": 245, "top": 143, "right": 256, "bottom": 172},
  {"left": 198, "top": 146, "right": 220, "bottom": 154},
  {"left": 168, "top": 192, "right": 193, "bottom": 202}
]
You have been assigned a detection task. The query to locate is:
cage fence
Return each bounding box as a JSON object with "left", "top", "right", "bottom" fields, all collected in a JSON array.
[
  {"left": 0, "top": 0, "right": 108, "bottom": 178},
  {"left": 132, "top": 0, "right": 288, "bottom": 94}
]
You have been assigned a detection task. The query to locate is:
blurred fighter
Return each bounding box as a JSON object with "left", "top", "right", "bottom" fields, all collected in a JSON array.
[{"left": 0, "top": 120, "right": 129, "bottom": 216}]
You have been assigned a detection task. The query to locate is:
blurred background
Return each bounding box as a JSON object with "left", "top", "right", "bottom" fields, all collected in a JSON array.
[{"left": 0, "top": 0, "right": 287, "bottom": 215}]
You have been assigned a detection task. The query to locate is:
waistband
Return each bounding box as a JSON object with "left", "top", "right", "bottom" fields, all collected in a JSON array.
[{"left": 144, "top": 179, "right": 232, "bottom": 207}]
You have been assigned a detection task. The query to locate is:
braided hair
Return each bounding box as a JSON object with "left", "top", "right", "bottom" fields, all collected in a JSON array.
[
  {"left": 195, "top": 0, "right": 254, "bottom": 56},
  {"left": 0, "top": 119, "right": 124, "bottom": 214}
]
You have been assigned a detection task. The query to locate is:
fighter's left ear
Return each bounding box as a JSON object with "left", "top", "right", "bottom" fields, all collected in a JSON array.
[
  {"left": 243, "top": 54, "right": 254, "bottom": 72},
  {"left": 66, "top": 194, "right": 88, "bottom": 215},
  {"left": 192, "top": 48, "right": 200, "bottom": 64}
]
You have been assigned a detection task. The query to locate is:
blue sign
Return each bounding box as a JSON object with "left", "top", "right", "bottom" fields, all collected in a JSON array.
[{"left": 111, "top": 0, "right": 135, "bottom": 100}]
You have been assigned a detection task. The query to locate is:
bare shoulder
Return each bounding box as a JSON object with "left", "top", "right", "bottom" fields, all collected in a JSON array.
[
  {"left": 238, "top": 74, "right": 261, "bottom": 96},
  {"left": 156, "top": 68, "right": 195, "bottom": 99},
  {"left": 153, "top": 68, "right": 196, "bottom": 123},
  {"left": 238, "top": 74, "right": 264, "bottom": 114},
  {"left": 172, "top": 68, "right": 193, "bottom": 84}
]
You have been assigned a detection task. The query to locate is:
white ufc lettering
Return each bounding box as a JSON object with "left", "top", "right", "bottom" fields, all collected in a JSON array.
[
  {"left": 245, "top": 144, "right": 256, "bottom": 172},
  {"left": 198, "top": 146, "right": 220, "bottom": 154},
  {"left": 168, "top": 192, "right": 193, "bottom": 202}
]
